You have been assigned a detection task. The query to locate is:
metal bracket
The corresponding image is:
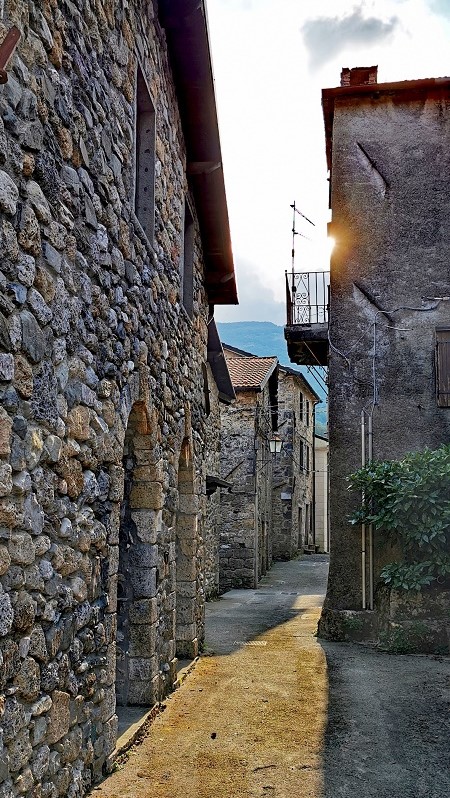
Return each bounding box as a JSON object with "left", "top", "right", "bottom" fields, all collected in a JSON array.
[{"left": 0, "top": 26, "right": 21, "bottom": 85}]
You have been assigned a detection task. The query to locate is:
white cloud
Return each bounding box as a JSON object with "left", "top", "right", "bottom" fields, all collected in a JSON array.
[{"left": 301, "top": 6, "right": 400, "bottom": 69}]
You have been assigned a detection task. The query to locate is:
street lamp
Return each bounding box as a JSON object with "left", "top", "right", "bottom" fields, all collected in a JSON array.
[{"left": 269, "top": 433, "right": 283, "bottom": 455}]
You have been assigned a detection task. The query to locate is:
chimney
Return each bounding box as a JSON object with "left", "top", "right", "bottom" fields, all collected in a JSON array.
[{"left": 340, "top": 66, "right": 378, "bottom": 87}]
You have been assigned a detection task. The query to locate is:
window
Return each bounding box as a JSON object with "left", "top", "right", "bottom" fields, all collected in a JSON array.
[
  {"left": 299, "top": 440, "right": 304, "bottom": 471},
  {"left": 436, "top": 328, "right": 450, "bottom": 408},
  {"left": 135, "top": 65, "right": 155, "bottom": 243},
  {"left": 306, "top": 399, "right": 310, "bottom": 426},
  {"left": 299, "top": 391, "right": 304, "bottom": 422},
  {"left": 306, "top": 445, "right": 310, "bottom": 473},
  {"left": 181, "top": 198, "right": 194, "bottom": 317}
]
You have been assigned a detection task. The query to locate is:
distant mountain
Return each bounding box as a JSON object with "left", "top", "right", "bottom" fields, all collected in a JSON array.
[{"left": 216, "top": 321, "right": 328, "bottom": 435}]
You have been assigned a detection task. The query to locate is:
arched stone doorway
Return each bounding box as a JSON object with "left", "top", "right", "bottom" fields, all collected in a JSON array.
[
  {"left": 116, "top": 402, "right": 160, "bottom": 706},
  {"left": 175, "top": 439, "right": 198, "bottom": 659}
]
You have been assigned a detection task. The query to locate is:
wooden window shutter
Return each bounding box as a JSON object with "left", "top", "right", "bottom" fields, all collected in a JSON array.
[{"left": 436, "top": 328, "right": 450, "bottom": 408}]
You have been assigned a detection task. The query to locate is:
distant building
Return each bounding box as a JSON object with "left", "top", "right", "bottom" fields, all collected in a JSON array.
[
  {"left": 273, "top": 365, "right": 320, "bottom": 559},
  {"left": 314, "top": 435, "right": 329, "bottom": 553},
  {"left": 218, "top": 346, "right": 278, "bottom": 590},
  {"left": 217, "top": 346, "right": 319, "bottom": 590},
  {"left": 204, "top": 322, "right": 235, "bottom": 599}
]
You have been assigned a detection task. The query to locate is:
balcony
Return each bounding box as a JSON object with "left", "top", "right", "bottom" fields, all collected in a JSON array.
[{"left": 284, "top": 271, "right": 330, "bottom": 366}]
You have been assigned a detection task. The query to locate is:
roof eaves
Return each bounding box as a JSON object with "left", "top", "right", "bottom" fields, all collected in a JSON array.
[
  {"left": 322, "top": 76, "right": 450, "bottom": 172},
  {"left": 159, "top": 1, "right": 238, "bottom": 305}
]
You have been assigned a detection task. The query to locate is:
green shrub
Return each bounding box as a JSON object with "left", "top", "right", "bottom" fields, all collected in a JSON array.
[{"left": 348, "top": 444, "right": 450, "bottom": 591}]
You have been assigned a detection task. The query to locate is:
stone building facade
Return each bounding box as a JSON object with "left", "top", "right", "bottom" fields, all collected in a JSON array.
[
  {"left": 316, "top": 68, "right": 450, "bottom": 639},
  {"left": 218, "top": 347, "right": 278, "bottom": 591},
  {"left": 0, "top": 1, "right": 237, "bottom": 794},
  {"left": 314, "top": 434, "right": 329, "bottom": 554},
  {"left": 203, "top": 321, "right": 235, "bottom": 600},
  {"left": 272, "top": 365, "right": 319, "bottom": 560}
]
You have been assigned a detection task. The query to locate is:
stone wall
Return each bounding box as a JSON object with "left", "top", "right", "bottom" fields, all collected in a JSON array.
[
  {"left": 0, "top": 1, "right": 215, "bottom": 793},
  {"left": 322, "top": 86, "right": 450, "bottom": 616},
  {"left": 272, "top": 371, "right": 315, "bottom": 560},
  {"left": 218, "top": 386, "right": 275, "bottom": 592},
  {"left": 218, "top": 394, "right": 258, "bottom": 591},
  {"left": 203, "top": 363, "right": 220, "bottom": 600}
]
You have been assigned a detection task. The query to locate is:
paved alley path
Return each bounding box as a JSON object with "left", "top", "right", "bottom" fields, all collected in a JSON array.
[{"left": 92, "top": 556, "right": 450, "bottom": 798}]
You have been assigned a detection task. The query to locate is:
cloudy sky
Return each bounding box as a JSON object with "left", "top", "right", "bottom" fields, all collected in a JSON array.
[{"left": 207, "top": 0, "right": 450, "bottom": 323}]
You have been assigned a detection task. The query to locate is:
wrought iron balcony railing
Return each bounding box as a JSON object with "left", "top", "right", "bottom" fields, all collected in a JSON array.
[{"left": 285, "top": 271, "right": 330, "bottom": 326}]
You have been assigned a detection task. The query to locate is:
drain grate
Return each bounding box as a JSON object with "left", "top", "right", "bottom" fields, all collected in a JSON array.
[{"left": 233, "top": 640, "right": 268, "bottom": 646}]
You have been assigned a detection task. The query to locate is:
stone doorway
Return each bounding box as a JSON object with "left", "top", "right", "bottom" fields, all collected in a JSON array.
[
  {"left": 175, "top": 439, "right": 198, "bottom": 659},
  {"left": 116, "top": 402, "right": 159, "bottom": 708}
]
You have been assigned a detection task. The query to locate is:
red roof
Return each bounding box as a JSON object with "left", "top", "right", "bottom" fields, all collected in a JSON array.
[{"left": 225, "top": 355, "right": 278, "bottom": 391}]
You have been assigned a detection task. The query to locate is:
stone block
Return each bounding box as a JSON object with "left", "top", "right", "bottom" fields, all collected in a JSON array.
[
  {"left": 47, "top": 691, "right": 70, "bottom": 744},
  {"left": 132, "top": 509, "right": 161, "bottom": 544},
  {"left": 0, "top": 170, "right": 19, "bottom": 215},
  {"left": 8, "top": 728, "right": 32, "bottom": 773},
  {"left": 175, "top": 597, "right": 195, "bottom": 625},
  {"left": 66, "top": 406, "right": 91, "bottom": 441},
  {"left": 126, "top": 677, "right": 159, "bottom": 707},
  {"left": 0, "top": 409, "right": 12, "bottom": 456},
  {"left": 128, "top": 655, "right": 158, "bottom": 682},
  {"left": 130, "top": 480, "right": 164, "bottom": 510},
  {"left": 129, "top": 598, "right": 158, "bottom": 625},
  {"left": 176, "top": 637, "right": 198, "bottom": 659},
  {"left": 130, "top": 567, "right": 157, "bottom": 599},
  {"left": 128, "top": 543, "right": 158, "bottom": 570},
  {"left": 0, "top": 355, "right": 14, "bottom": 382},
  {"left": 128, "top": 623, "right": 157, "bottom": 657},
  {"left": 9, "top": 533, "right": 36, "bottom": 565},
  {"left": 0, "top": 594, "right": 14, "bottom": 637},
  {"left": 175, "top": 557, "right": 196, "bottom": 582},
  {"left": 0, "top": 464, "right": 12, "bottom": 498}
]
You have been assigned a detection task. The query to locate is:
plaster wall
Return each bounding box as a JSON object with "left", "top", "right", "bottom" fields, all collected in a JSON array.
[{"left": 324, "top": 90, "right": 450, "bottom": 611}]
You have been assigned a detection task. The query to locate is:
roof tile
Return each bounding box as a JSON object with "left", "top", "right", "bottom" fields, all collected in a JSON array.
[{"left": 225, "top": 355, "right": 277, "bottom": 390}]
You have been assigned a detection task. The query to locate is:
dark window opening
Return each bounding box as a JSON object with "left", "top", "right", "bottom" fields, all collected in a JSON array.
[
  {"left": 299, "top": 440, "right": 304, "bottom": 471},
  {"left": 135, "top": 66, "right": 155, "bottom": 244},
  {"left": 436, "top": 328, "right": 450, "bottom": 408}
]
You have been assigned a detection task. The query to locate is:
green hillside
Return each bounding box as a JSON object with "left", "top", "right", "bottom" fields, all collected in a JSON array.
[{"left": 216, "top": 321, "right": 328, "bottom": 435}]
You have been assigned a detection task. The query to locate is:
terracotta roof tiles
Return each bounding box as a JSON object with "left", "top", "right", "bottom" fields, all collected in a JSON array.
[{"left": 225, "top": 355, "right": 277, "bottom": 391}]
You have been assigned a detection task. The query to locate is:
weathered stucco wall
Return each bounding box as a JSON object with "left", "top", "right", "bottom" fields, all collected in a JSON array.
[
  {"left": 323, "top": 88, "right": 450, "bottom": 615},
  {"left": 0, "top": 0, "right": 214, "bottom": 793}
]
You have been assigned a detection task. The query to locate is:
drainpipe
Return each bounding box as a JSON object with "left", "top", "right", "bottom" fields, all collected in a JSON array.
[
  {"left": 253, "top": 403, "right": 259, "bottom": 589},
  {"left": 368, "top": 413, "right": 374, "bottom": 610},
  {"left": 361, "top": 410, "right": 366, "bottom": 609},
  {"left": 312, "top": 403, "right": 316, "bottom": 550}
]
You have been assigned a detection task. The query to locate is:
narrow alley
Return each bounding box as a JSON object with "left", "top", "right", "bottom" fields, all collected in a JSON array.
[{"left": 91, "top": 557, "right": 450, "bottom": 798}]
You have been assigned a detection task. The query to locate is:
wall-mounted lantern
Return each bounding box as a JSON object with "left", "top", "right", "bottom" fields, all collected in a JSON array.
[{"left": 269, "top": 433, "right": 283, "bottom": 455}]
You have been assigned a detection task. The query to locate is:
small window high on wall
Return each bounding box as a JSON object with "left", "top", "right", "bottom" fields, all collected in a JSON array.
[
  {"left": 135, "top": 65, "right": 155, "bottom": 244},
  {"left": 436, "top": 328, "right": 450, "bottom": 407}
]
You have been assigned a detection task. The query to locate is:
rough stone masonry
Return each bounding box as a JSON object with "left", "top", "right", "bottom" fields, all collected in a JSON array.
[{"left": 0, "top": 1, "right": 237, "bottom": 795}]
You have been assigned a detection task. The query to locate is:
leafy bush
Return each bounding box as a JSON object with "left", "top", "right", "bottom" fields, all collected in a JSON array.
[{"left": 348, "top": 445, "right": 450, "bottom": 591}]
